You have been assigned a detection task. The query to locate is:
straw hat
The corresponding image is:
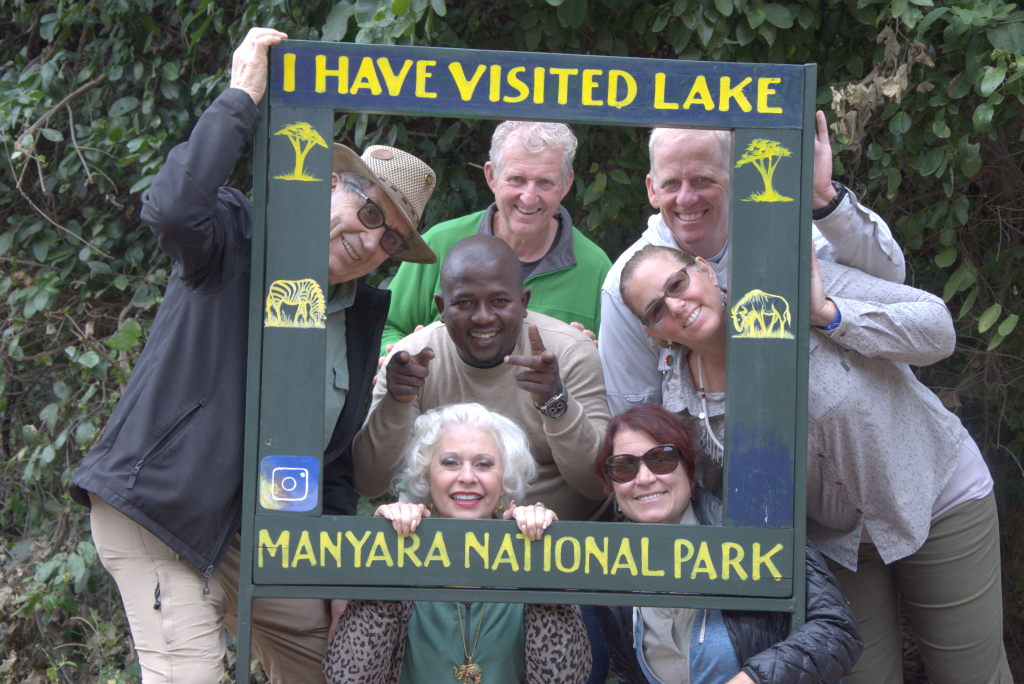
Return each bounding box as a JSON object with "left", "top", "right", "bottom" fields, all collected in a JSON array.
[{"left": 332, "top": 143, "right": 437, "bottom": 264}]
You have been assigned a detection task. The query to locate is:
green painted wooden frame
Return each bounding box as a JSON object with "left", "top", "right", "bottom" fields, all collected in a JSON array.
[{"left": 238, "top": 40, "right": 815, "bottom": 682}]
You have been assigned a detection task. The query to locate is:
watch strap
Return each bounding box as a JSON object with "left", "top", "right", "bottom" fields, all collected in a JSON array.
[
  {"left": 812, "top": 180, "right": 848, "bottom": 221},
  {"left": 535, "top": 382, "right": 569, "bottom": 418},
  {"left": 816, "top": 297, "right": 842, "bottom": 332}
]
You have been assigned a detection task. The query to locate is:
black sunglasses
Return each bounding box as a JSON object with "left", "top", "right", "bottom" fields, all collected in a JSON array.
[
  {"left": 345, "top": 181, "right": 410, "bottom": 257},
  {"left": 604, "top": 444, "right": 681, "bottom": 483}
]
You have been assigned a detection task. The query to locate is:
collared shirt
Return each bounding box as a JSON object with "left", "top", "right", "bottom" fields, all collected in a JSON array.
[
  {"left": 661, "top": 261, "right": 969, "bottom": 570},
  {"left": 476, "top": 203, "right": 577, "bottom": 280},
  {"left": 324, "top": 281, "right": 357, "bottom": 449},
  {"left": 635, "top": 503, "right": 742, "bottom": 684},
  {"left": 599, "top": 186, "right": 906, "bottom": 417}
]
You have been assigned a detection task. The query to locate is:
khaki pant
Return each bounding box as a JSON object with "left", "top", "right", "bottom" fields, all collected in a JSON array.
[
  {"left": 90, "top": 495, "right": 330, "bottom": 684},
  {"left": 827, "top": 493, "right": 1013, "bottom": 684}
]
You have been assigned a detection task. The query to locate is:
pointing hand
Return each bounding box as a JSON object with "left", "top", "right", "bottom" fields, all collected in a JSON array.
[
  {"left": 386, "top": 347, "right": 434, "bottom": 403},
  {"left": 504, "top": 325, "right": 561, "bottom": 405}
]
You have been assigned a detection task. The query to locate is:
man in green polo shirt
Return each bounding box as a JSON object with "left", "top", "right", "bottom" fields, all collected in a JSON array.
[{"left": 380, "top": 121, "right": 611, "bottom": 355}]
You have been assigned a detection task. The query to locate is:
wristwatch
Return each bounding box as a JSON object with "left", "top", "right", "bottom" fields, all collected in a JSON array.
[
  {"left": 535, "top": 382, "right": 569, "bottom": 419},
  {"left": 816, "top": 297, "right": 843, "bottom": 332},
  {"left": 812, "top": 180, "right": 848, "bottom": 221}
]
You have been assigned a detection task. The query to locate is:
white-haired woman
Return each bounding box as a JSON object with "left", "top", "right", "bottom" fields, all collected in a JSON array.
[
  {"left": 614, "top": 244, "right": 1009, "bottom": 684},
  {"left": 323, "top": 403, "right": 592, "bottom": 684}
]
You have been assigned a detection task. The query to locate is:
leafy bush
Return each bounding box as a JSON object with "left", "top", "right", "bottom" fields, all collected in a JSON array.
[{"left": 2, "top": 0, "right": 1021, "bottom": 680}]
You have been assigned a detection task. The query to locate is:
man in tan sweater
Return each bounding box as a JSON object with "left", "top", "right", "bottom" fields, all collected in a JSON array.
[{"left": 353, "top": 235, "right": 610, "bottom": 522}]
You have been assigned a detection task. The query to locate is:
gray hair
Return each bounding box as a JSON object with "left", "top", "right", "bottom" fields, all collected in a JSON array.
[
  {"left": 619, "top": 244, "right": 697, "bottom": 321},
  {"left": 396, "top": 403, "right": 536, "bottom": 508},
  {"left": 648, "top": 128, "right": 732, "bottom": 178},
  {"left": 490, "top": 121, "right": 577, "bottom": 187}
]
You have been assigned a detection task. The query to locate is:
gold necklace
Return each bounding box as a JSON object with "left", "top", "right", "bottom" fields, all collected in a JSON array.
[{"left": 454, "top": 602, "right": 485, "bottom": 684}]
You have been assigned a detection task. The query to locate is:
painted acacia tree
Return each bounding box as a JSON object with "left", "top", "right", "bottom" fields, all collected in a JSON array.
[
  {"left": 1, "top": 0, "right": 1021, "bottom": 680},
  {"left": 736, "top": 139, "right": 794, "bottom": 201},
  {"left": 273, "top": 122, "right": 329, "bottom": 181}
]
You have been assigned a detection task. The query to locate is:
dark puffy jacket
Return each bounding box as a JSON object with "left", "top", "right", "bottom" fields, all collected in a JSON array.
[
  {"left": 596, "top": 488, "right": 862, "bottom": 684},
  {"left": 70, "top": 89, "right": 389, "bottom": 574}
]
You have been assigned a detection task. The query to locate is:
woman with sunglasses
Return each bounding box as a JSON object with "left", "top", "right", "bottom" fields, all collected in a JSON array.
[
  {"left": 614, "top": 245, "right": 1009, "bottom": 684},
  {"left": 594, "top": 404, "right": 861, "bottom": 684}
]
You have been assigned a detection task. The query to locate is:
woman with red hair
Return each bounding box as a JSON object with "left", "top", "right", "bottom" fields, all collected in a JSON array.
[{"left": 594, "top": 404, "right": 861, "bottom": 684}]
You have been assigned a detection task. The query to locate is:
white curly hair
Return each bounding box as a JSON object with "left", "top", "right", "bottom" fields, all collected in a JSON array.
[{"left": 395, "top": 403, "right": 536, "bottom": 509}]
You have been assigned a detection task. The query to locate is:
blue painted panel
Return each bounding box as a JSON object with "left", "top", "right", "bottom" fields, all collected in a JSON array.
[{"left": 725, "top": 423, "right": 794, "bottom": 527}]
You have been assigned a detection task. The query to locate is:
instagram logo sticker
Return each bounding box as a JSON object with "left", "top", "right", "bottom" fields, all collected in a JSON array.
[{"left": 259, "top": 455, "right": 320, "bottom": 512}]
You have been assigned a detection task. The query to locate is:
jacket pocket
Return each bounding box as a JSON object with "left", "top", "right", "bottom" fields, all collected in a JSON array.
[
  {"left": 126, "top": 397, "right": 207, "bottom": 489},
  {"left": 333, "top": 362, "right": 349, "bottom": 393}
]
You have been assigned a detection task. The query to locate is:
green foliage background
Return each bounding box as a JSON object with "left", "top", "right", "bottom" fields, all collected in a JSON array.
[{"left": 1, "top": 0, "right": 1021, "bottom": 680}]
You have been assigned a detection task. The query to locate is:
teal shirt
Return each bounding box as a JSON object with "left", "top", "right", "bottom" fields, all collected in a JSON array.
[
  {"left": 323, "top": 281, "right": 357, "bottom": 449},
  {"left": 690, "top": 609, "right": 742, "bottom": 684},
  {"left": 400, "top": 601, "right": 525, "bottom": 684}
]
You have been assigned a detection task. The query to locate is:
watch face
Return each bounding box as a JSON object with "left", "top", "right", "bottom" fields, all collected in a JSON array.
[{"left": 547, "top": 398, "right": 568, "bottom": 418}]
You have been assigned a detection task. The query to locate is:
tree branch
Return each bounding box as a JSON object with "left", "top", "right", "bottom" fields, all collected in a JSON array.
[
  {"left": 15, "top": 185, "right": 114, "bottom": 260},
  {"left": 3, "top": 138, "right": 115, "bottom": 260},
  {"left": 65, "top": 103, "right": 94, "bottom": 185},
  {"left": 32, "top": 612, "right": 75, "bottom": 684},
  {"left": 16, "top": 73, "right": 106, "bottom": 146}
]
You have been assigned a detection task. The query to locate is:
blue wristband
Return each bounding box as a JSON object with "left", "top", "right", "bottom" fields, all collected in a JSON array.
[{"left": 819, "top": 298, "right": 841, "bottom": 331}]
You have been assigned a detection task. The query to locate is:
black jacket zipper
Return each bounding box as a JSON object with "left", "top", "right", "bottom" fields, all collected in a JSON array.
[{"left": 126, "top": 397, "right": 207, "bottom": 489}]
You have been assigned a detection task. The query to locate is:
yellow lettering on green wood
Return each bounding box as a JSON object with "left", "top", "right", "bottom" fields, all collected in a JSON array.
[
  {"left": 719, "top": 77, "right": 752, "bottom": 112},
  {"left": 449, "top": 63, "right": 487, "bottom": 101},
  {"left": 753, "top": 543, "right": 783, "bottom": 581},
  {"left": 291, "top": 530, "right": 316, "bottom": 567},
  {"left": 376, "top": 58, "right": 413, "bottom": 96},
  {"left": 611, "top": 538, "right": 638, "bottom": 576},
  {"left": 320, "top": 531, "right": 342, "bottom": 568},
  {"left": 259, "top": 529, "right": 289, "bottom": 568},
  {"left": 345, "top": 530, "right": 371, "bottom": 568},
  {"left": 555, "top": 537, "right": 581, "bottom": 573},
  {"left": 585, "top": 536, "right": 608, "bottom": 575},
  {"left": 315, "top": 56, "right": 348, "bottom": 94}
]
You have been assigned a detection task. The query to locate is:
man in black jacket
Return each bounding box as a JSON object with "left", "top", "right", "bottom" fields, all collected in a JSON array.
[{"left": 69, "top": 28, "right": 438, "bottom": 684}]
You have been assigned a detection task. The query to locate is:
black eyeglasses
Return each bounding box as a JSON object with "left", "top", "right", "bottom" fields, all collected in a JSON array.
[
  {"left": 345, "top": 181, "right": 410, "bottom": 257},
  {"left": 642, "top": 267, "right": 691, "bottom": 327},
  {"left": 604, "top": 444, "right": 681, "bottom": 483}
]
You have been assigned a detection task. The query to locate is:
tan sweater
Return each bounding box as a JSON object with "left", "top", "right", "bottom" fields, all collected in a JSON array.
[{"left": 353, "top": 312, "right": 611, "bottom": 520}]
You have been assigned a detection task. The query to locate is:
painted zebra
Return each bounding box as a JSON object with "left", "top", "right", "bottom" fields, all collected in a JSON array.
[{"left": 265, "top": 279, "right": 326, "bottom": 328}]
